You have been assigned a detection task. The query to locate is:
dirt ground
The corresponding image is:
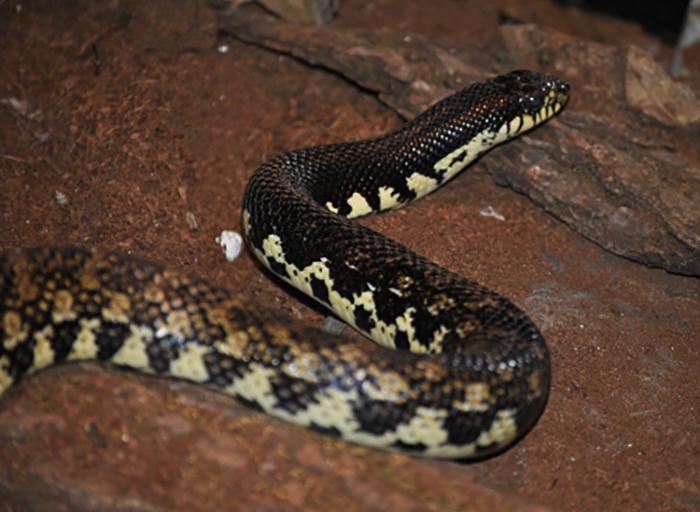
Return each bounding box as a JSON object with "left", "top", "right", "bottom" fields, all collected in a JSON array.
[{"left": 1, "top": 0, "right": 699, "bottom": 511}]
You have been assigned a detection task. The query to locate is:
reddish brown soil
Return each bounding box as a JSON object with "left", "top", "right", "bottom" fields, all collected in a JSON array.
[{"left": 1, "top": 1, "right": 699, "bottom": 511}]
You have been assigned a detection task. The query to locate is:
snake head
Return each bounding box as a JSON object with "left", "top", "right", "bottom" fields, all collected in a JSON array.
[{"left": 491, "top": 70, "right": 570, "bottom": 122}]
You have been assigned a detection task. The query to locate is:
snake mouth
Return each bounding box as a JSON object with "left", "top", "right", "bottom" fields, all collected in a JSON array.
[{"left": 551, "top": 77, "right": 571, "bottom": 111}]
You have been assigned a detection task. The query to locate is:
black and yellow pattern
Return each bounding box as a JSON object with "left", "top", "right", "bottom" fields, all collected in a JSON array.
[{"left": 1, "top": 71, "right": 569, "bottom": 458}]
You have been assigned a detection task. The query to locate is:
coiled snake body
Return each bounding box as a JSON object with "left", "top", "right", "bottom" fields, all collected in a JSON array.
[{"left": 1, "top": 71, "right": 568, "bottom": 459}]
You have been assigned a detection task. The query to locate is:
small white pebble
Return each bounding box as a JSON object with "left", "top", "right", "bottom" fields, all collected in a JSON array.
[
  {"left": 33, "top": 129, "right": 51, "bottom": 142},
  {"left": 218, "top": 45, "right": 229, "bottom": 53},
  {"left": 55, "top": 190, "right": 69, "bottom": 205},
  {"left": 1, "top": 97, "right": 28, "bottom": 115},
  {"left": 479, "top": 205, "right": 505, "bottom": 221},
  {"left": 185, "top": 212, "right": 199, "bottom": 231},
  {"left": 216, "top": 231, "right": 243, "bottom": 262},
  {"left": 411, "top": 80, "right": 432, "bottom": 92}
]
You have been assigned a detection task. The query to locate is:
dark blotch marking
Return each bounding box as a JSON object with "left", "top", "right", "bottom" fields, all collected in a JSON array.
[
  {"left": 394, "top": 330, "right": 409, "bottom": 351},
  {"left": 443, "top": 149, "right": 469, "bottom": 171},
  {"left": 51, "top": 321, "right": 83, "bottom": 362},
  {"left": 353, "top": 305, "right": 375, "bottom": 333},
  {"left": 95, "top": 322, "right": 132, "bottom": 361},
  {"left": 353, "top": 400, "right": 406, "bottom": 436},
  {"left": 270, "top": 374, "right": 320, "bottom": 415},
  {"left": 443, "top": 411, "right": 487, "bottom": 446},
  {"left": 309, "top": 275, "right": 330, "bottom": 305},
  {"left": 235, "top": 395, "right": 262, "bottom": 411},
  {"left": 203, "top": 351, "right": 243, "bottom": 388},
  {"left": 267, "top": 257, "right": 288, "bottom": 280},
  {"left": 146, "top": 337, "right": 182, "bottom": 374},
  {"left": 391, "top": 439, "right": 428, "bottom": 453},
  {"left": 308, "top": 422, "right": 342, "bottom": 438},
  {"left": 2, "top": 337, "right": 36, "bottom": 382}
]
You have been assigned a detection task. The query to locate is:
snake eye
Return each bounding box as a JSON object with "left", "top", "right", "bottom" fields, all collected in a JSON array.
[{"left": 527, "top": 94, "right": 543, "bottom": 111}]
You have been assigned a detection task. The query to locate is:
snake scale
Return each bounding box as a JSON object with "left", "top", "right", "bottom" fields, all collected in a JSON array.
[{"left": 1, "top": 70, "right": 569, "bottom": 459}]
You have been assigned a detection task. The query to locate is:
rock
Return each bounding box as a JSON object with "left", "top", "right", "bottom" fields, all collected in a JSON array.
[
  {"left": 625, "top": 45, "right": 700, "bottom": 127},
  {"left": 494, "top": 26, "right": 700, "bottom": 276}
]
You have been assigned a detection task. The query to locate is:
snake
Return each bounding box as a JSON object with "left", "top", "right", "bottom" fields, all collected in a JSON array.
[{"left": 0, "top": 70, "right": 569, "bottom": 459}]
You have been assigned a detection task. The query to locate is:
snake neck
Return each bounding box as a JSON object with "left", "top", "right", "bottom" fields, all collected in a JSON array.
[{"left": 246, "top": 71, "right": 567, "bottom": 222}]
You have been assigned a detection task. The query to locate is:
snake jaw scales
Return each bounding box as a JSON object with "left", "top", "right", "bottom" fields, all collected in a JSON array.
[{"left": 1, "top": 70, "right": 568, "bottom": 459}]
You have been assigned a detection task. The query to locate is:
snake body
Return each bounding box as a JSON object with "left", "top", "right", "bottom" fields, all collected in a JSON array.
[{"left": 1, "top": 71, "right": 568, "bottom": 459}]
